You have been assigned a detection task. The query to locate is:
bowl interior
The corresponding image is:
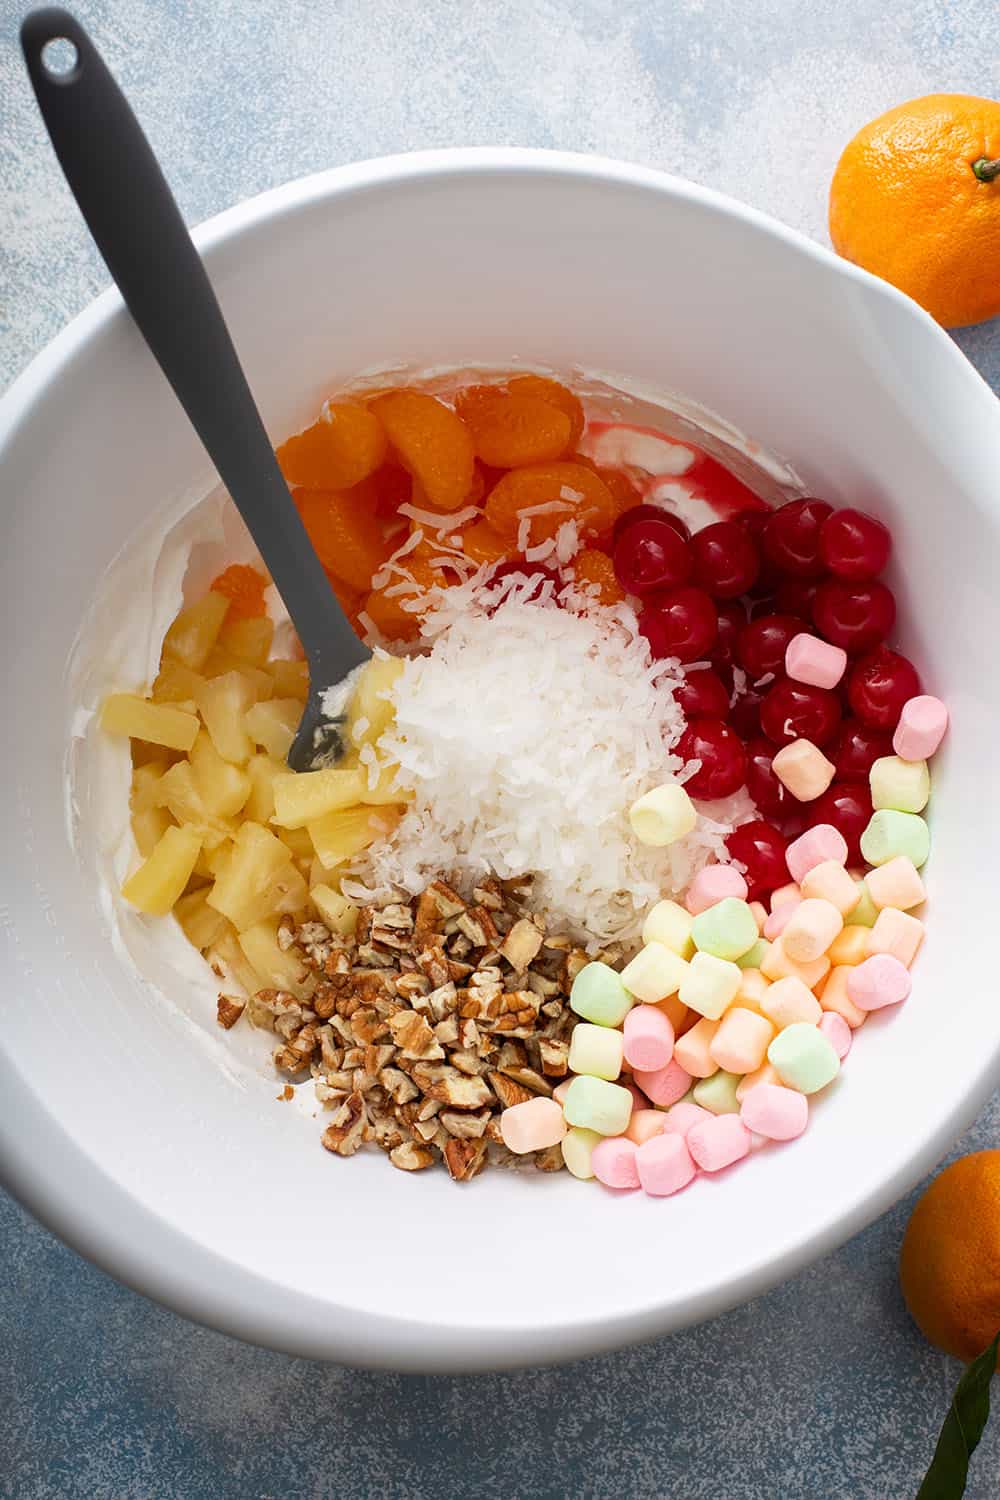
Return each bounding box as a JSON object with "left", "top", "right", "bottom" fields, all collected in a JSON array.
[{"left": 3, "top": 152, "right": 999, "bottom": 1369}]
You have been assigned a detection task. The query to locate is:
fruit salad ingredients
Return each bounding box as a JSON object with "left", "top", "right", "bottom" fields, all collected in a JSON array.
[
  {"left": 484, "top": 461, "right": 618, "bottom": 546},
  {"left": 613, "top": 515, "right": 693, "bottom": 594},
  {"left": 209, "top": 564, "right": 269, "bottom": 620},
  {"left": 638, "top": 585, "right": 717, "bottom": 664},
  {"left": 370, "top": 389, "right": 475, "bottom": 510},
  {"left": 454, "top": 383, "right": 573, "bottom": 466},
  {"left": 276, "top": 402, "right": 388, "bottom": 490}
]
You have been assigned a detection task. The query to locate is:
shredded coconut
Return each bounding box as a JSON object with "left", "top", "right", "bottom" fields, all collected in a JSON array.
[{"left": 358, "top": 579, "right": 753, "bottom": 947}]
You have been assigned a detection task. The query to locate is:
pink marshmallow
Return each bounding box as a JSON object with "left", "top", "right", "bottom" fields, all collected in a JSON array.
[
  {"left": 893, "top": 695, "right": 948, "bottom": 761},
  {"left": 591, "top": 1135, "right": 641, "bottom": 1189},
  {"left": 739, "top": 1082, "right": 809, "bottom": 1141},
  {"left": 786, "top": 825, "right": 849, "bottom": 884},
  {"left": 687, "top": 1113, "right": 752, "bottom": 1172},
  {"left": 764, "top": 897, "right": 801, "bottom": 940},
  {"left": 672, "top": 1017, "right": 720, "bottom": 1079},
  {"left": 782, "top": 898, "right": 843, "bottom": 962},
  {"left": 785, "top": 632, "right": 848, "bottom": 690},
  {"left": 685, "top": 863, "right": 749, "bottom": 915},
  {"left": 626, "top": 1108, "right": 667, "bottom": 1146},
  {"left": 847, "top": 953, "right": 912, "bottom": 1012},
  {"left": 866, "top": 907, "right": 925, "bottom": 967},
  {"left": 623, "top": 1003, "right": 675, "bottom": 1072},
  {"left": 818, "top": 1011, "right": 853, "bottom": 1060},
  {"left": 499, "top": 1096, "right": 567, "bottom": 1154},
  {"left": 621, "top": 1076, "right": 651, "bottom": 1110},
  {"left": 865, "top": 856, "right": 926, "bottom": 912},
  {"left": 631, "top": 1056, "right": 692, "bottom": 1106},
  {"left": 772, "top": 739, "right": 836, "bottom": 801},
  {"left": 636, "top": 1132, "right": 698, "bottom": 1196},
  {"left": 709, "top": 1006, "right": 775, "bottom": 1073},
  {"left": 660, "top": 1100, "right": 712, "bottom": 1136},
  {"left": 735, "top": 1062, "right": 783, "bottom": 1101}
]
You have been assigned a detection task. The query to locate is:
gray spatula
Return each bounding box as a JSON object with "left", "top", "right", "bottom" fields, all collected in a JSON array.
[{"left": 21, "top": 6, "right": 370, "bottom": 771}]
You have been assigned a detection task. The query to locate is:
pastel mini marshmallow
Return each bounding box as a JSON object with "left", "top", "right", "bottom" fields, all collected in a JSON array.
[
  {"left": 679, "top": 950, "right": 742, "bottom": 1020},
  {"left": 768, "top": 1023, "right": 841, "bottom": 1094},
  {"left": 568, "top": 1022, "right": 624, "bottom": 1081},
  {"left": 709, "top": 1006, "right": 775, "bottom": 1074},
  {"left": 760, "top": 936, "right": 831, "bottom": 991},
  {"left": 818, "top": 1011, "right": 853, "bottom": 1060},
  {"left": 894, "top": 695, "right": 948, "bottom": 762},
  {"left": 687, "top": 1112, "right": 752, "bottom": 1172},
  {"left": 827, "top": 925, "right": 870, "bottom": 966},
  {"left": 818, "top": 966, "right": 868, "bottom": 1029},
  {"left": 735, "top": 968, "right": 771, "bottom": 1013},
  {"left": 622, "top": 1004, "right": 675, "bottom": 1072},
  {"left": 562, "top": 1076, "right": 633, "bottom": 1136},
  {"left": 691, "top": 897, "right": 760, "bottom": 962},
  {"left": 761, "top": 975, "right": 823, "bottom": 1029},
  {"left": 740, "top": 1082, "right": 809, "bottom": 1141},
  {"left": 693, "top": 1069, "right": 742, "bottom": 1116},
  {"left": 672, "top": 1017, "right": 721, "bottom": 1079},
  {"left": 656, "top": 993, "right": 689, "bottom": 1031},
  {"left": 570, "top": 961, "right": 633, "bottom": 1027},
  {"left": 552, "top": 1078, "right": 574, "bottom": 1107},
  {"left": 785, "top": 632, "right": 848, "bottom": 690},
  {"left": 591, "top": 1135, "right": 641, "bottom": 1190},
  {"left": 764, "top": 898, "right": 801, "bottom": 941},
  {"left": 786, "top": 824, "right": 849, "bottom": 884},
  {"left": 847, "top": 953, "right": 912, "bottom": 1011},
  {"left": 735, "top": 937, "right": 770, "bottom": 971},
  {"left": 631, "top": 1056, "right": 694, "bottom": 1106},
  {"left": 685, "top": 863, "right": 749, "bottom": 915},
  {"left": 860, "top": 810, "right": 930, "bottom": 869},
  {"left": 772, "top": 738, "right": 836, "bottom": 802},
  {"left": 864, "top": 855, "right": 926, "bottom": 912},
  {"left": 561, "top": 1126, "right": 601, "bottom": 1179},
  {"left": 866, "top": 907, "right": 925, "bottom": 967},
  {"left": 735, "top": 1062, "right": 784, "bottom": 1101},
  {"left": 844, "top": 875, "right": 879, "bottom": 928},
  {"left": 626, "top": 1108, "right": 668, "bottom": 1146},
  {"left": 641, "top": 899, "right": 695, "bottom": 957},
  {"left": 500, "top": 1096, "right": 567, "bottom": 1154},
  {"left": 800, "top": 860, "right": 862, "bottom": 916},
  {"left": 620, "top": 941, "right": 689, "bottom": 1003},
  {"left": 660, "top": 1100, "right": 712, "bottom": 1136},
  {"left": 621, "top": 1076, "right": 651, "bottom": 1111},
  {"left": 770, "top": 882, "right": 801, "bottom": 909},
  {"left": 629, "top": 782, "right": 697, "bottom": 846},
  {"left": 782, "top": 898, "right": 844, "bottom": 962},
  {"left": 870, "top": 755, "right": 930, "bottom": 815},
  {"left": 635, "top": 1132, "right": 697, "bottom": 1196}
]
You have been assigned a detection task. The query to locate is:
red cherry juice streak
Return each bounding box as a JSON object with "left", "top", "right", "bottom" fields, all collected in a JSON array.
[{"left": 585, "top": 422, "right": 769, "bottom": 522}]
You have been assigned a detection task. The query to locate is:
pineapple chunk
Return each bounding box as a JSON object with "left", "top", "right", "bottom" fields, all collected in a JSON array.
[
  {"left": 358, "top": 758, "right": 414, "bottom": 806},
  {"left": 208, "top": 929, "right": 267, "bottom": 997},
  {"left": 206, "top": 821, "right": 307, "bottom": 930},
  {"left": 131, "top": 804, "right": 174, "bottom": 859},
  {"left": 244, "top": 754, "right": 285, "bottom": 823},
  {"left": 310, "top": 883, "right": 359, "bottom": 936},
  {"left": 238, "top": 919, "right": 312, "bottom": 998},
  {"left": 189, "top": 729, "right": 252, "bottom": 817},
  {"left": 266, "top": 658, "right": 309, "bottom": 702},
  {"left": 193, "top": 839, "right": 233, "bottom": 882},
  {"left": 347, "top": 654, "right": 404, "bottom": 748},
  {"left": 307, "top": 805, "right": 403, "bottom": 870},
  {"left": 271, "top": 767, "right": 366, "bottom": 829},
  {"left": 101, "top": 694, "right": 199, "bottom": 753},
  {"left": 121, "top": 825, "right": 202, "bottom": 915},
  {"left": 162, "top": 591, "right": 229, "bottom": 671},
  {"left": 155, "top": 760, "right": 235, "bottom": 846},
  {"left": 245, "top": 698, "right": 302, "bottom": 760},
  {"left": 195, "top": 671, "right": 257, "bottom": 764},
  {"left": 130, "top": 761, "right": 169, "bottom": 814},
  {"left": 200, "top": 651, "right": 274, "bottom": 700},
  {"left": 218, "top": 615, "right": 274, "bottom": 666},
  {"left": 150, "top": 662, "right": 206, "bottom": 706},
  {"left": 277, "top": 825, "right": 315, "bottom": 864},
  {"left": 174, "top": 888, "right": 229, "bottom": 950},
  {"left": 308, "top": 855, "right": 329, "bottom": 890}
]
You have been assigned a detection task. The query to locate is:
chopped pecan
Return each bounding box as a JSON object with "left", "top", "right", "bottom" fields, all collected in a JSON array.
[
  {"left": 534, "top": 1144, "right": 565, "bottom": 1172},
  {"left": 380, "top": 1067, "right": 419, "bottom": 1105},
  {"left": 216, "top": 994, "right": 245, "bottom": 1030},
  {"left": 321, "top": 1092, "right": 369, "bottom": 1156},
  {"left": 500, "top": 917, "right": 545, "bottom": 972},
  {"left": 443, "top": 1138, "right": 487, "bottom": 1182},
  {"left": 389, "top": 1141, "right": 435, "bottom": 1172},
  {"left": 410, "top": 1064, "right": 494, "bottom": 1110},
  {"left": 487, "top": 1071, "right": 535, "bottom": 1109},
  {"left": 387, "top": 1009, "right": 445, "bottom": 1061},
  {"left": 500, "top": 1064, "right": 553, "bottom": 1097},
  {"left": 538, "top": 1037, "right": 570, "bottom": 1077},
  {"left": 439, "top": 1108, "right": 491, "bottom": 1139}
]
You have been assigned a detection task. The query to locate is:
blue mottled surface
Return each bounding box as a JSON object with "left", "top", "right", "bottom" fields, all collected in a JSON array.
[{"left": 2, "top": 1, "right": 999, "bottom": 1494}]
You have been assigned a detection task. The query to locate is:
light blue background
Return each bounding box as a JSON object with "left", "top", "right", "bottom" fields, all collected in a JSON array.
[{"left": 2, "top": 2, "right": 998, "bottom": 1495}]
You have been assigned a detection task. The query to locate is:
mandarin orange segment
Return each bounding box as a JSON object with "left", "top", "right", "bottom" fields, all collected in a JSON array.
[
  {"left": 507, "top": 375, "right": 586, "bottom": 448},
  {"left": 484, "top": 462, "right": 618, "bottom": 546},
  {"left": 460, "top": 519, "right": 510, "bottom": 567},
  {"left": 369, "top": 390, "right": 475, "bottom": 511},
  {"left": 362, "top": 556, "right": 456, "bottom": 642},
  {"left": 572, "top": 549, "right": 625, "bottom": 606},
  {"left": 209, "top": 564, "right": 269, "bottom": 620},
  {"left": 454, "top": 385, "right": 573, "bottom": 468},
  {"left": 276, "top": 403, "right": 388, "bottom": 490},
  {"left": 293, "top": 486, "right": 386, "bottom": 594}
]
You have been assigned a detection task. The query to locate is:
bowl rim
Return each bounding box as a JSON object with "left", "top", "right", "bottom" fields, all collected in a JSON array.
[{"left": 2, "top": 146, "right": 999, "bottom": 1372}]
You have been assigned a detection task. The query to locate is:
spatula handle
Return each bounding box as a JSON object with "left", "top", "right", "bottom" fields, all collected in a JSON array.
[{"left": 21, "top": 7, "right": 366, "bottom": 680}]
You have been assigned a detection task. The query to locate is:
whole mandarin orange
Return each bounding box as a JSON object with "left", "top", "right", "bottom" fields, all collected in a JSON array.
[{"left": 829, "top": 93, "right": 1000, "bottom": 328}]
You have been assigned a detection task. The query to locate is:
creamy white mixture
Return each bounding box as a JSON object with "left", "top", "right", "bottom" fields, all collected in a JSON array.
[{"left": 65, "top": 366, "right": 801, "bottom": 1083}]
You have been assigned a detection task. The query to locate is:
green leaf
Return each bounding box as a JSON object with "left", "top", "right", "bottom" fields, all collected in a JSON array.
[{"left": 916, "top": 1331, "right": 1000, "bottom": 1499}]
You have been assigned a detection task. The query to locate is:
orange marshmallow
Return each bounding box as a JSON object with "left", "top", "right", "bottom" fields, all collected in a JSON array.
[
  {"left": 710, "top": 1007, "right": 775, "bottom": 1074},
  {"left": 626, "top": 1108, "right": 668, "bottom": 1146},
  {"left": 771, "top": 738, "right": 836, "bottom": 801},
  {"left": 673, "top": 1016, "right": 721, "bottom": 1079},
  {"left": 735, "top": 1062, "right": 784, "bottom": 1102},
  {"left": 761, "top": 975, "right": 823, "bottom": 1029},
  {"left": 761, "top": 936, "right": 831, "bottom": 990},
  {"left": 800, "top": 859, "right": 862, "bottom": 916},
  {"left": 828, "top": 925, "right": 870, "bottom": 966},
  {"left": 866, "top": 907, "right": 925, "bottom": 967},
  {"left": 782, "top": 898, "right": 844, "bottom": 963},
  {"left": 818, "top": 966, "right": 868, "bottom": 1029},
  {"left": 770, "top": 882, "right": 801, "bottom": 910},
  {"left": 735, "top": 968, "right": 771, "bottom": 1014},
  {"left": 655, "top": 994, "right": 688, "bottom": 1032},
  {"left": 864, "top": 856, "right": 926, "bottom": 912},
  {"left": 749, "top": 901, "right": 768, "bottom": 933}
]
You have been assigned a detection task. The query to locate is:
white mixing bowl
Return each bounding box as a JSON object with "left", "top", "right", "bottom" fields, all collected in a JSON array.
[{"left": 2, "top": 149, "right": 999, "bottom": 1371}]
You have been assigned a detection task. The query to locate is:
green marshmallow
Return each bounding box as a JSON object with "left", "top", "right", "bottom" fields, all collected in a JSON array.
[
  {"left": 736, "top": 937, "right": 770, "bottom": 970},
  {"left": 859, "top": 810, "right": 931, "bottom": 869},
  {"left": 569, "top": 961, "right": 633, "bottom": 1027},
  {"left": 844, "top": 877, "right": 878, "bottom": 927},
  {"left": 768, "top": 1022, "right": 840, "bottom": 1094},
  {"left": 693, "top": 1070, "right": 742, "bottom": 1115},
  {"left": 692, "top": 898, "right": 759, "bottom": 961},
  {"left": 562, "top": 1075, "right": 633, "bottom": 1136},
  {"left": 869, "top": 755, "right": 930, "bottom": 814}
]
